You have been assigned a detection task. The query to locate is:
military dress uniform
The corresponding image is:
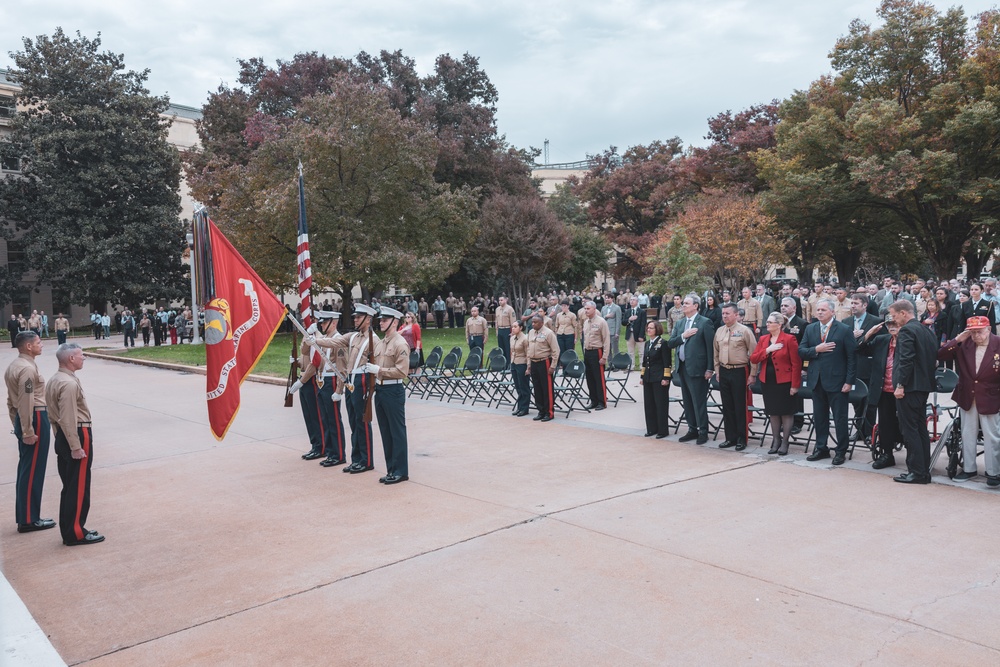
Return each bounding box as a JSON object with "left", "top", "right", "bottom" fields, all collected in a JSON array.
[
  {"left": 5, "top": 350, "right": 52, "bottom": 530},
  {"left": 297, "top": 311, "right": 347, "bottom": 466},
  {"left": 296, "top": 341, "right": 327, "bottom": 460},
  {"left": 46, "top": 366, "right": 99, "bottom": 545},
  {"left": 642, "top": 334, "right": 671, "bottom": 438},
  {"left": 494, "top": 303, "right": 517, "bottom": 366},
  {"left": 370, "top": 307, "right": 411, "bottom": 483},
  {"left": 527, "top": 324, "right": 560, "bottom": 421},
  {"left": 713, "top": 322, "right": 758, "bottom": 449},
  {"left": 582, "top": 314, "right": 611, "bottom": 410},
  {"left": 465, "top": 314, "right": 489, "bottom": 355},
  {"left": 314, "top": 304, "right": 378, "bottom": 473}
]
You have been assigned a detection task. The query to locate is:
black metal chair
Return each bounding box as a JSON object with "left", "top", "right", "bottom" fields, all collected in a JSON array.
[
  {"left": 605, "top": 352, "right": 636, "bottom": 406},
  {"left": 444, "top": 352, "right": 483, "bottom": 403},
  {"left": 420, "top": 352, "right": 459, "bottom": 400},
  {"left": 554, "top": 360, "right": 590, "bottom": 417},
  {"left": 407, "top": 350, "right": 441, "bottom": 397}
]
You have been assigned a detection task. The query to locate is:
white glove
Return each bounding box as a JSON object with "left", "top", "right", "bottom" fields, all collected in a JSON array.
[
  {"left": 303, "top": 335, "right": 316, "bottom": 346},
  {"left": 331, "top": 393, "right": 343, "bottom": 402},
  {"left": 288, "top": 380, "right": 303, "bottom": 394},
  {"left": 306, "top": 323, "right": 319, "bottom": 335},
  {"left": 364, "top": 363, "right": 380, "bottom": 374},
  {"left": 289, "top": 355, "right": 297, "bottom": 365}
]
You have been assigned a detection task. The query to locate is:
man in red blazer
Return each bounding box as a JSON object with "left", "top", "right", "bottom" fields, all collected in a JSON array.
[{"left": 937, "top": 315, "right": 1000, "bottom": 486}]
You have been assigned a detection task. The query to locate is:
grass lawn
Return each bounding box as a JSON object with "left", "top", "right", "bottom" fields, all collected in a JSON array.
[{"left": 103, "top": 325, "right": 487, "bottom": 377}]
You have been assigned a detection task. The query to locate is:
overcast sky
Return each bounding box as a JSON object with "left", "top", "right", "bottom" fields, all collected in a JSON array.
[{"left": 2, "top": 1, "right": 996, "bottom": 163}]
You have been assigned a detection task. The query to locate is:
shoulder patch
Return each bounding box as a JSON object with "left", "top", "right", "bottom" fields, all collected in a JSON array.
[{"left": 24, "top": 379, "right": 32, "bottom": 394}]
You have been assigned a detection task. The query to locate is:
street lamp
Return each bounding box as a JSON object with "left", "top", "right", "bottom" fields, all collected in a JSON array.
[{"left": 185, "top": 226, "right": 201, "bottom": 344}]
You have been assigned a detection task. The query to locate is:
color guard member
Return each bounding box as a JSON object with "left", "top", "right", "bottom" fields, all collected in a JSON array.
[{"left": 364, "top": 307, "right": 410, "bottom": 484}]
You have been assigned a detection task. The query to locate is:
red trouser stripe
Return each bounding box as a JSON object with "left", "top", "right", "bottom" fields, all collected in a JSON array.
[
  {"left": 74, "top": 428, "right": 91, "bottom": 540},
  {"left": 745, "top": 367, "right": 752, "bottom": 441},
  {"left": 330, "top": 377, "right": 344, "bottom": 458},
  {"left": 362, "top": 375, "right": 372, "bottom": 461},
  {"left": 545, "top": 360, "right": 554, "bottom": 415},
  {"left": 312, "top": 379, "right": 326, "bottom": 454},
  {"left": 25, "top": 412, "right": 41, "bottom": 523},
  {"left": 597, "top": 349, "right": 607, "bottom": 403}
]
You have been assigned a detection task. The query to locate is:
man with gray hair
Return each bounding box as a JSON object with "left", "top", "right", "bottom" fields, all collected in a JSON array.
[
  {"left": 668, "top": 293, "right": 715, "bottom": 444},
  {"left": 799, "top": 298, "right": 857, "bottom": 465},
  {"left": 5, "top": 331, "right": 56, "bottom": 533},
  {"left": 601, "top": 294, "right": 622, "bottom": 355},
  {"left": 46, "top": 343, "right": 104, "bottom": 545}
]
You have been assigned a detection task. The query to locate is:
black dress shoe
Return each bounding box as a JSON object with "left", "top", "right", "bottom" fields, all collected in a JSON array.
[
  {"left": 872, "top": 456, "right": 895, "bottom": 470},
  {"left": 806, "top": 449, "right": 830, "bottom": 462},
  {"left": 894, "top": 472, "right": 931, "bottom": 484},
  {"left": 540, "top": 415, "right": 553, "bottom": 422},
  {"left": 65, "top": 531, "right": 105, "bottom": 546},
  {"left": 383, "top": 474, "right": 409, "bottom": 485},
  {"left": 342, "top": 462, "right": 373, "bottom": 473},
  {"left": 696, "top": 434, "right": 709, "bottom": 445},
  {"left": 532, "top": 414, "right": 544, "bottom": 421},
  {"left": 302, "top": 450, "right": 323, "bottom": 460},
  {"left": 320, "top": 457, "right": 346, "bottom": 467},
  {"left": 718, "top": 440, "right": 736, "bottom": 449},
  {"left": 17, "top": 518, "right": 56, "bottom": 533},
  {"left": 655, "top": 434, "right": 668, "bottom": 439},
  {"left": 594, "top": 404, "right": 606, "bottom": 411},
  {"left": 379, "top": 475, "right": 387, "bottom": 483},
  {"left": 790, "top": 426, "right": 802, "bottom": 434},
  {"left": 832, "top": 453, "right": 846, "bottom": 466},
  {"left": 678, "top": 432, "right": 698, "bottom": 442},
  {"left": 734, "top": 442, "right": 747, "bottom": 452},
  {"left": 644, "top": 432, "right": 656, "bottom": 437}
]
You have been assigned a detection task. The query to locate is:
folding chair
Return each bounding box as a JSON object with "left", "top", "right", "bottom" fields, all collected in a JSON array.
[
  {"left": 843, "top": 379, "right": 870, "bottom": 460},
  {"left": 444, "top": 352, "right": 483, "bottom": 403},
  {"left": 559, "top": 349, "right": 579, "bottom": 368},
  {"left": 553, "top": 359, "right": 591, "bottom": 417},
  {"left": 468, "top": 353, "right": 512, "bottom": 407},
  {"left": 667, "top": 373, "right": 685, "bottom": 433},
  {"left": 746, "top": 380, "right": 770, "bottom": 447},
  {"left": 604, "top": 351, "right": 636, "bottom": 406},
  {"left": 420, "top": 352, "right": 459, "bottom": 400},
  {"left": 785, "top": 383, "right": 815, "bottom": 453},
  {"left": 408, "top": 350, "right": 441, "bottom": 397}
]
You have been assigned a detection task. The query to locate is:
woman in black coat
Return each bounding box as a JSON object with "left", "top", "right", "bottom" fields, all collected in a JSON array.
[
  {"left": 641, "top": 320, "right": 671, "bottom": 438},
  {"left": 703, "top": 294, "right": 722, "bottom": 329}
]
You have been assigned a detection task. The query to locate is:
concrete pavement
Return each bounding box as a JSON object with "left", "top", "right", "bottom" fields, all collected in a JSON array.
[{"left": 1, "top": 340, "right": 999, "bottom": 666}]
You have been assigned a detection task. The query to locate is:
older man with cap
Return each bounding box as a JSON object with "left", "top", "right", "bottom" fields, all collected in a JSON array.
[
  {"left": 937, "top": 315, "right": 1000, "bottom": 486},
  {"left": 309, "top": 303, "right": 378, "bottom": 474},
  {"left": 289, "top": 310, "right": 345, "bottom": 463},
  {"left": 363, "top": 306, "right": 411, "bottom": 484}
]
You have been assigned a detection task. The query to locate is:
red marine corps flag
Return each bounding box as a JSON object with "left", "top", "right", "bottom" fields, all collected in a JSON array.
[{"left": 192, "top": 208, "right": 286, "bottom": 439}]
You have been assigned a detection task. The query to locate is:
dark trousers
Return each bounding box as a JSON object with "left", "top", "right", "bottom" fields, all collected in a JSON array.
[
  {"left": 14, "top": 411, "right": 50, "bottom": 526},
  {"left": 812, "top": 383, "right": 850, "bottom": 453},
  {"left": 556, "top": 334, "right": 574, "bottom": 362},
  {"left": 54, "top": 425, "right": 94, "bottom": 544},
  {"left": 583, "top": 348, "right": 607, "bottom": 407},
  {"left": 375, "top": 383, "right": 408, "bottom": 477},
  {"left": 643, "top": 381, "right": 669, "bottom": 437},
  {"left": 141, "top": 328, "right": 150, "bottom": 345},
  {"left": 719, "top": 365, "right": 749, "bottom": 444},
  {"left": 468, "top": 335, "right": 484, "bottom": 359},
  {"left": 419, "top": 311, "right": 428, "bottom": 328},
  {"left": 319, "top": 376, "right": 346, "bottom": 461},
  {"left": 852, "top": 398, "right": 877, "bottom": 440},
  {"left": 345, "top": 373, "right": 374, "bottom": 467},
  {"left": 530, "top": 360, "right": 554, "bottom": 418},
  {"left": 898, "top": 390, "right": 931, "bottom": 475},
  {"left": 497, "top": 328, "right": 511, "bottom": 366},
  {"left": 677, "top": 361, "right": 710, "bottom": 435},
  {"left": 448, "top": 307, "right": 455, "bottom": 328},
  {"left": 299, "top": 376, "right": 324, "bottom": 454},
  {"left": 877, "top": 391, "right": 901, "bottom": 455},
  {"left": 123, "top": 328, "right": 135, "bottom": 347},
  {"left": 153, "top": 323, "right": 162, "bottom": 346},
  {"left": 57, "top": 330, "right": 67, "bottom": 345},
  {"left": 456, "top": 312, "right": 465, "bottom": 327},
  {"left": 434, "top": 311, "right": 445, "bottom": 329},
  {"left": 511, "top": 362, "right": 530, "bottom": 413}
]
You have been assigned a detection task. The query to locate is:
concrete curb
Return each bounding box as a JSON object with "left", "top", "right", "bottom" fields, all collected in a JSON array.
[{"left": 0, "top": 571, "right": 65, "bottom": 666}]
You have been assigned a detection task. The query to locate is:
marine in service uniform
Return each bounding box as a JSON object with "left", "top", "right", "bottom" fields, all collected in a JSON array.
[
  {"left": 553, "top": 300, "right": 577, "bottom": 362},
  {"left": 54, "top": 314, "right": 70, "bottom": 346},
  {"left": 364, "top": 307, "right": 410, "bottom": 484},
  {"left": 581, "top": 301, "right": 611, "bottom": 411},
  {"left": 526, "top": 315, "right": 560, "bottom": 421},
  {"left": 713, "top": 303, "right": 758, "bottom": 450},
  {"left": 5, "top": 332, "right": 56, "bottom": 533},
  {"left": 465, "top": 307, "right": 489, "bottom": 355},
  {"left": 494, "top": 296, "right": 517, "bottom": 367},
  {"left": 509, "top": 320, "right": 531, "bottom": 416},
  {"left": 310, "top": 304, "right": 378, "bottom": 474},
  {"left": 46, "top": 343, "right": 104, "bottom": 545}
]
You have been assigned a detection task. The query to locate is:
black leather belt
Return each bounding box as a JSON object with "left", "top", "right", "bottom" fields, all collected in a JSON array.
[{"left": 720, "top": 364, "right": 748, "bottom": 370}]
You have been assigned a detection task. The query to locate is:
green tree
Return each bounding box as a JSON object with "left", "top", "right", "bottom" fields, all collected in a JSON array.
[
  {"left": 0, "top": 29, "right": 185, "bottom": 308},
  {"left": 641, "top": 227, "right": 708, "bottom": 297}
]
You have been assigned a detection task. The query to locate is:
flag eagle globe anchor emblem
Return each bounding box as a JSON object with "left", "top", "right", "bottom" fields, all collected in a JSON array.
[{"left": 204, "top": 298, "right": 233, "bottom": 344}]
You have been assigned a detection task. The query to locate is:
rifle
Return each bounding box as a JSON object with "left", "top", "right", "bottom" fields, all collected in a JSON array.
[
  {"left": 364, "top": 324, "right": 376, "bottom": 422},
  {"left": 285, "top": 325, "right": 298, "bottom": 407}
]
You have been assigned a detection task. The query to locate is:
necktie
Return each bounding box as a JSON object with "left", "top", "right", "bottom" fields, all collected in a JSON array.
[
  {"left": 679, "top": 319, "right": 693, "bottom": 361},
  {"left": 820, "top": 324, "right": 828, "bottom": 342}
]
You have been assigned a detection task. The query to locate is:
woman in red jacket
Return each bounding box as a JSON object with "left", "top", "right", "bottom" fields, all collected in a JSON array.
[{"left": 750, "top": 312, "right": 803, "bottom": 455}]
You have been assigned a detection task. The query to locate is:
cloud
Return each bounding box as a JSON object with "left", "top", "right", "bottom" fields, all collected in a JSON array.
[{"left": 2, "top": 0, "right": 996, "bottom": 161}]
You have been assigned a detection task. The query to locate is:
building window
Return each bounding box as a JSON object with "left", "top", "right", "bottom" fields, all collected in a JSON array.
[
  {"left": 0, "top": 94, "right": 14, "bottom": 119},
  {"left": 776, "top": 267, "right": 786, "bottom": 278},
  {"left": 6, "top": 239, "right": 24, "bottom": 278},
  {"left": 10, "top": 288, "right": 30, "bottom": 320},
  {"left": 1, "top": 155, "right": 21, "bottom": 172}
]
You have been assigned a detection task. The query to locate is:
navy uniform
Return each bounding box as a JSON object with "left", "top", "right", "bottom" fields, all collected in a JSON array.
[
  {"left": 366, "top": 307, "right": 411, "bottom": 484},
  {"left": 5, "top": 333, "right": 55, "bottom": 532},
  {"left": 312, "top": 304, "right": 378, "bottom": 473}
]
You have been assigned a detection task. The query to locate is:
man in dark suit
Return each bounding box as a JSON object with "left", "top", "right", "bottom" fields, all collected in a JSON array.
[
  {"left": 889, "top": 300, "right": 940, "bottom": 484},
  {"left": 936, "top": 315, "right": 1000, "bottom": 486},
  {"left": 623, "top": 296, "right": 647, "bottom": 368},
  {"left": 845, "top": 295, "right": 885, "bottom": 441},
  {"left": 959, "top": 283, "right": 997, "bottom": 333},
  {"left": 668, "top": 293, "right": 715, "bottom": 445},
  {"left": 799, "top": 298, "right": 857, "bottom": 465}
]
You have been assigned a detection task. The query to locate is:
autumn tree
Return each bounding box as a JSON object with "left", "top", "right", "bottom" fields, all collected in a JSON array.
[
  {"left": 547, "top": 182, "right": 610, "bottom": 290},
  {"left": 209, "top": 77, "right": 478, "bottom": 298},
  {"left": 0, "top": 29, "right": 185, "bottom": 308},
  {"left": 470, "top": 193, "right": 569, "bottom": 310},
  {"left": 640, "top": 227, "right": 708, "bottom": 297}
]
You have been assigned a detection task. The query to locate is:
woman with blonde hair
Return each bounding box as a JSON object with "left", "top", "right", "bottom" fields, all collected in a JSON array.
[{"left": 750, "top": 312, "right": 803, "bottom": 455}]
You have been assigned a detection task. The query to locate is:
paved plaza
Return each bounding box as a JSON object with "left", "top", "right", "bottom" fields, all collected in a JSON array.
[{"left": 2, "top": 340, "right": 1000, "bottom": 666}]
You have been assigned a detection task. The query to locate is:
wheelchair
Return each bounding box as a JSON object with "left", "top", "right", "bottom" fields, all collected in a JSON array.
[{"left": 929, "top": 412, "right": 984, "bottom": 479}]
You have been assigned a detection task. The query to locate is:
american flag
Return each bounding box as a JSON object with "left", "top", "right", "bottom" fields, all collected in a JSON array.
[{"left": 297, "top": 162, "right": 323, "bottom": 373}]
